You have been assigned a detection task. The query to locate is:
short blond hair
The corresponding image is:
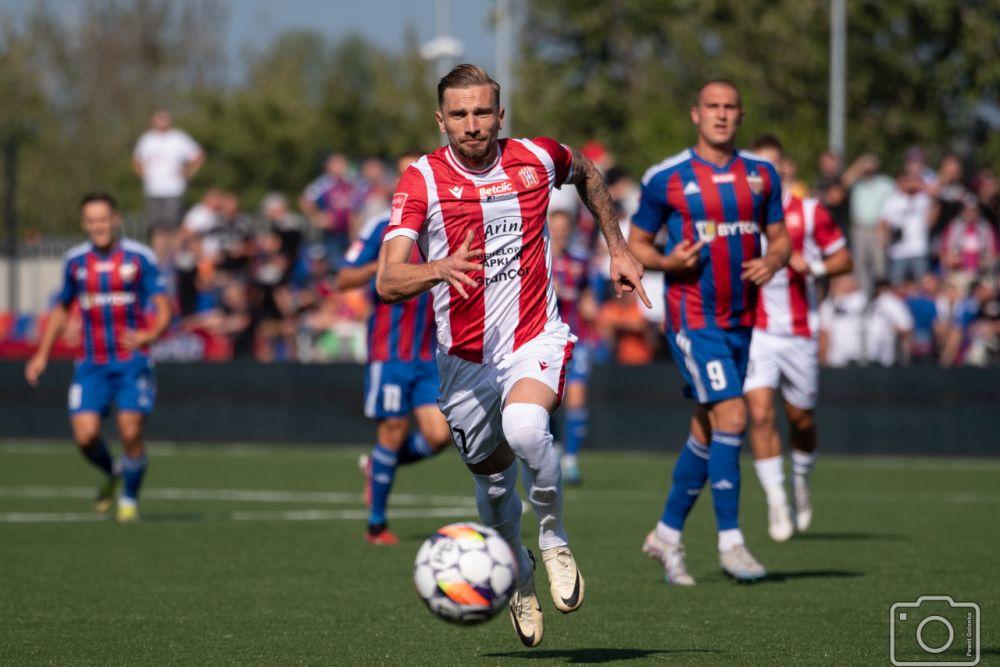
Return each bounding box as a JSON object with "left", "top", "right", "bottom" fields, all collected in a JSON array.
[{"left": 437, "top": 64, "right": 501, "bottom": 109}]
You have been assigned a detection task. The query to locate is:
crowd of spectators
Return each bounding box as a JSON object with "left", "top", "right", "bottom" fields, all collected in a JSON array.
[{"left": 3, "top": 109, "right": 998, "bottom": 367}]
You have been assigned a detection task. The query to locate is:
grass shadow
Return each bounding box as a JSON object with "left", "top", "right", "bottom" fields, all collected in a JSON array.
[
  {"left": 766, "top": 569, "right": 863, "bottom": 582},
  {"left": 482, "top": 648, "right": 720, "bottom": 663},
  {"left": 138, "top": 512, "right": 206, "bottom": 523},
  {"left": 794, "top": 531, "right": 909, "bottom": 542}
]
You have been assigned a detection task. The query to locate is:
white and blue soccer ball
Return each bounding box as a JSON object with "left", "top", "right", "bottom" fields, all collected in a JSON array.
[{"left": 413, "top": 522, "right": 516, "bottom": 624}]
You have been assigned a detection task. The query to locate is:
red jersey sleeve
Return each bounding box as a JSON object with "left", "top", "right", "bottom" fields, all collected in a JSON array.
[
  {"left": 813, "top": 203, "right": 846, "bottom": 255},
  {"left": 531, "top": 137, "right": 573, "bottom": 187},
  {"left": 384, "top": 166, "right": 429, "bottom": 242}
]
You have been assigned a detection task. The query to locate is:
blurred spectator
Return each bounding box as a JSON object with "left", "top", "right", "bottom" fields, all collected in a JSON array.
[
  {"left": 251, "top": 229, "right": 296, "bottom": 361},
  {"left": 902, "top": 275, "right": 944, "bottom": 363},
  {"left": 881, "top": 172, "right": 933, "bottom": 285},
  {"left": 132, "top": 109, "right": 205, "bottom": 262},
  {"left": 300, "top": 153, "right": 356, "bottom": 264},
  {"left": 819, "top": 274, "right": 867, "bottom": 367},
  {"left": 973, "top": 169, "right": 999, "bottom": 229},
  {"left": 596, "top": 291, "right": 655, "bottom": 365},
  {"left": 864, "top": 280, "right": 914, "bottom": 367},
  {"left": 354, "top": 157, "right": 392, "bottom": 223},
  {"left": 929, "top": 154, "right": 968, "bottom": 242},
  {"left": 903, "top": 145, "right": 938, "bottom": 188},
  {"left": 848, "top": 154, "right": 895, "bottom": 294},
  {"left": 175, "top": 189, "right": 224, "bottom": 316},
  {"left": 940, "top": 195, "right": 998, "bottom": 294},
  {"left": 208, "top": 192, "right": 255, "bottom": 277},
  {"left": 261, "top": 192, "right": 308, "bottom": 281},
  {"left": 941, "top": 279, "right": 1000, "bottom": 366}
]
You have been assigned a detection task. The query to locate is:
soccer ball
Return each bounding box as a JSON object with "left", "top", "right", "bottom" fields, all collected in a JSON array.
[{"left": 413, "top": 522, "right": 517, "bottom": 624}]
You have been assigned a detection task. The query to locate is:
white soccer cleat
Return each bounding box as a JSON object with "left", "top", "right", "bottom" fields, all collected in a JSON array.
[
  {"left": 719, "top": 544, "right": 767, "bottom": 582},
  {"left": 541, "top": 546, "right": 585, "bottom": 613},
  {"left": 794, "top": 480, "right": 813, "bottom": 532},
  {"left": 509, "top": 549, "right": 544, "bottom": 647},
  {"left": 768, "top": 501, "right": 794, "bottom": 542},
  {"left": 642, "top": 530, "right": 695, "bottom": 586}
]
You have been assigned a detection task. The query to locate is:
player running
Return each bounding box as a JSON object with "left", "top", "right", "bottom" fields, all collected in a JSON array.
[
  {"left": 628, "top": 80, "right": 790, "bottom": 584},
  {"left": 376, "top": 64, "right": 648, "bottom": 647},
  {"left": 549, "top": 209, "right": 599, "bottom": 485},
  {"left": 338, "top": 151, "right": 454, "bottom": 546},
  {"left": 742, "top": 135, "right": 853, "bottom": 541},
  {"left": 25, "top": 193, "right": 171, "bottom": 523}
]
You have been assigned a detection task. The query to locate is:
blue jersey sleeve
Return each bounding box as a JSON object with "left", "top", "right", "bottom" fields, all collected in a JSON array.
[
  {"left": 140, "top": 254, "right": 167, "bottom": 300},
  {"left": 764, "top": 163, "right": 784, "bottom": 224},
  {"left": 632, "top": 179, "right": 667, "bottom": 234},
  {"left": 341, "top": 219, "right": 386, "bottom": 269},
  {"left": 58, "top": 259, "right": 77, "bottom": 308}
]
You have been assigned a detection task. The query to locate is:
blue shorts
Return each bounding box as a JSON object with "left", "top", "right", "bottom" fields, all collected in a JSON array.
[
  {"left": 665, "top": 327, "right": 752, "bottom": 405},
  {"left": 566, "top": 343, "right": 591, "bottom": 385},
  {"left": 68, "top": 356, "right": 156, "bottom": 416},
  {"left": 364, "top": 359, "right": 439, "bottom": 420}
]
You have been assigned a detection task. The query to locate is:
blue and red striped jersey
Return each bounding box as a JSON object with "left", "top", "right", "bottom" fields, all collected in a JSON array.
[
  {"left": 551, "top": 248, "right": 596, "bottom": 342},
  {"left": 58, "top": 238, "right": 167, "bottom": 363},
  {"left": 341, "top": 216, "right": 436, "bottom": 363},
  {"left": 632, "top": 148, "right": 783, "bottom": 332}
]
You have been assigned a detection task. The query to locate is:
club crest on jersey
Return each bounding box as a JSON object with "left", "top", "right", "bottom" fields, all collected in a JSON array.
[
  {"left": 695, "top": 219, "right": 760, "bottom": 242},
  {"left": 517, "top": 166, "right": 539, "bottom": 188},
  {"left": 119, "top": 262, "right": 138, "bottom": 283},
  {"left": 389, "top": 193, "right": 408, "bottom": 226},
  {"left": 695, "top": 220, "right": 718, "bottom": 242},
  {"left": 747, "top": 170, "right": 764, "bottom": 195},
  {"left": 478, "top": 180, "right": 518, "bottom": 203}
]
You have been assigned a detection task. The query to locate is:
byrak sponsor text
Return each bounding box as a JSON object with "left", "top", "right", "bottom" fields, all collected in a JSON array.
[
  {"left": 694, "top": 220, "right": 760, "bottom": 242},
  {"left": 79, "top": 291, "right": 137, "bottom": 310}
]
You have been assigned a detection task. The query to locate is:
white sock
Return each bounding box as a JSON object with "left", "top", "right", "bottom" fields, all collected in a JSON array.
[
  {"left": 792, "top": 450, "right": 817, "bottom": 489},
  {"left": 656, "top": 521, "right": 682, "bottom": 545},
  {"left": 718, "top": 528, "right": 745, "bottom": 551},
  {"left": 502, "top": 403, "right": 568, "bottom": 552},
  {"left": 118, "top": 496, "right": 137, "bottom": 509},
  {"left": 562, "top": 453, "right": 578, "bottom": 468},
  {"left": 753, "top": 455, "right": 788, "bottom": 507},
  {"left": 472, "top": 462, "right": 533, "bottom": 584}
]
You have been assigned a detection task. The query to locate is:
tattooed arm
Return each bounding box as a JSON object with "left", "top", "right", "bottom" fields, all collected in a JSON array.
[{"left": 564, "top": 149, "right": 651, "bottom": 307}]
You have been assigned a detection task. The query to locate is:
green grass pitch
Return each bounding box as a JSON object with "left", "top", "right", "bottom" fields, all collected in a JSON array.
[{"left": 0, "top": 441, "right": 996, "bottom": 665}]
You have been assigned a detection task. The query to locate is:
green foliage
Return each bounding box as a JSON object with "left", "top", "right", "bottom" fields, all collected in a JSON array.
[{"left": 514, "top": 0, "right": 1000, "bottom": 180}]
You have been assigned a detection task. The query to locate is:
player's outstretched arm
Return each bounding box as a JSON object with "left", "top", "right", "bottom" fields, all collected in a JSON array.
[
  {"left": 25, "top": 305, "right": 69, "bottom": 386},
  {"left": 742, "top": 222, "right": 791, "bottom": 286},
  {"left": 629, "top": 226, "right": 706, "bottom": 277},
  {"left": 376, "top": 231, "right": 482, "bottom": 304},
  {"left": 337, "top": 262, "right": 379, "bottom": 291},
  {"left": 565, "top": 148, "right": 651, "bottom": 307},
  {"left": 123, "top": 294, "right": 172, "bottom": 350}
]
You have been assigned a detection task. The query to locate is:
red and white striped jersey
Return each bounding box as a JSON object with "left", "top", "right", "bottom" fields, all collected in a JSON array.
[
  {"left": 756, "top": 195, "right": 845, "bottom": 338},
  {"left": 384, "top": 137, "right": 573, "bottom": 364}
]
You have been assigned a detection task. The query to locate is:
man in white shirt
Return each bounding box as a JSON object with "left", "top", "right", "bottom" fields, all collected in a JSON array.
[
  {"left": 880, "top": 172, "right": 932, "bottom": 285},
  {"left": 865, "top": 280, "right": 914, "bottom": 366},
  {"left": 847, "top": 155, "right": 895, "bottom": 295},
  {"left": 819, "top": 274, "right": 867, "bottom": 367},
  {"left": 133, "top": 109, "right": 205, "bottom": 260}
]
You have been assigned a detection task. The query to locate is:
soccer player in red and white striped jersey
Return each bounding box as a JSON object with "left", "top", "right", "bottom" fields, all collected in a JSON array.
[
  {"left": 742, "top": 135, "right": 853, "bottom": 541},
  {"left": 377, "top": 64, "right": 648, "bottom": 648}
]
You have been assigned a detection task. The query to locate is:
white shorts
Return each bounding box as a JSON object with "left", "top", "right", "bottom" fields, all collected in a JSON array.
[
  {"left": 743, "top": 329, "right": 819, "bottom": 410},
  {"left": 437, "top": 325, "right": 576, "bottom": 465}
]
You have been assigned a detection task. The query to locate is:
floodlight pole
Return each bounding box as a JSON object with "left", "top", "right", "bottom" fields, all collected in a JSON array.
[
  {"left": 495, "top": 0, "right": 514, "bottom": 138},
  {"left": 829, "top": 0, "right": 846, "bottom": 156},
  {"left": 3, "top": 137, "right": 18, "bottom": 314}
]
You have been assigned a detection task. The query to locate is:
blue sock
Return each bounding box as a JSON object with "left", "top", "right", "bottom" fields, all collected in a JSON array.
[
  {"left": 79, "top": 439, "right": 115, "bottom": 478},
  {"left": 708, "top": 431, "right": 743, "bottom": 531},
  {"left": 120, "top": 452, "right": 148, "bottom": 501},
  {"left": 369, "top": 445, "right": 398, "bottom": 525},
  {"left": 660, "top": 435, "right": 709, "bottom": 531},
  {"left": 396, "top": 433, "right": 436, "bottom": 466},
  {"left": 564, "top": 408, "right": 588, "bottom": 456}
]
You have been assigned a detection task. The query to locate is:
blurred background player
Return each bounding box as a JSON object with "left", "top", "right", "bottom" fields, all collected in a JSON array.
[
  {"left": 549, "top": 209, "right": 599, "bottom": 484},
  {"left": 629, "top": 80, "right": 790, "bottom": 584},
  {"left": 377, "top": 64, "right": 648, "bottom": 647},
  {"left": 742, "top": 135, "right": 853, "bottom": 542},
  {"left": 24, "top": 193, "right": 171, "bottom": 523},
  {"left": 338, "top": 150, "right": 452, "bottom": 545}
]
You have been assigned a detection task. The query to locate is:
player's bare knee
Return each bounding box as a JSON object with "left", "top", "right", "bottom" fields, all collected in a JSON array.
[
  {"left": 376, "top": 418, "right": 409, "bottom": 450},
  {"left": 712, "top": 398, "right": 747, "bottom": 434},
  {"left": 787, "top": 406, "right": 814, "bottom": 433}
]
